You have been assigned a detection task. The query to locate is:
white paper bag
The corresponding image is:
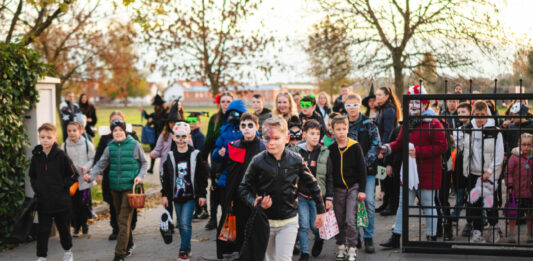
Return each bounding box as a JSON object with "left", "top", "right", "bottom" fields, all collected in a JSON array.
[{"left": 319, "top": 209, "right": 340, "bottom": 240}]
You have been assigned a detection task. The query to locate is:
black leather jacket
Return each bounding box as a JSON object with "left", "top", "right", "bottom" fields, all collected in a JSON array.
[{"left": 239, "top": 149, "right": 326, "bottom": 220}]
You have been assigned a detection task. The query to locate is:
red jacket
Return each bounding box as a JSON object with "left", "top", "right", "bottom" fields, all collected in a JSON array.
[{"left": 389, "top": 119, "right": 447, "bottom": 190}]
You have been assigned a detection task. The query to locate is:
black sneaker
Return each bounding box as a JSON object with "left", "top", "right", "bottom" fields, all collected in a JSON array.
[
  {"left": 293, "top": 244, "right": 300, "bottom": 255},
  {"left": 299, "top": 253, "right": 310, "bottom": 261},
  {"left": 198, "top": 209, "right": 209, "bottom": 219},
  {"left": 108, "top": 233, "right": 118, "bottom": 241},
  {"left": 113, "top": 255, "right": 124, "bottom": 261},
  {"left": 205, "top": 217, "right": 217, "bottom": 230},
  {"left": 311, "top": 238, "right": 324, "bottom": 257},
  {"left": 126, "top": 242, "right": 135, "bottom": 257},
  {"left": 462, "top": 223, "right": 472, "bottom": 237}
]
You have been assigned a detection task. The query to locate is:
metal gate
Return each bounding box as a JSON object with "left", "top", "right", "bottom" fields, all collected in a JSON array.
[{"left": 400, "top": 82, "right": 533, "bottom": 257}]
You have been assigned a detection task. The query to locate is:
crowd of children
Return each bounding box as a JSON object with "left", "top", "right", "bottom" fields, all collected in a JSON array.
[{"left": 28, "top": 86, "right": 533, "bottom": 261}]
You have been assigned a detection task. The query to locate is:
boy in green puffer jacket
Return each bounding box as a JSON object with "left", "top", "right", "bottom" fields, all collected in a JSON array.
[{"left": 88, "top": 120, "right": 148, "bottom": 261}]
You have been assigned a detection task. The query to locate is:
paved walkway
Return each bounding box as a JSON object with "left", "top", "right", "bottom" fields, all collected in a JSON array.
[{"left": 1, "top": 158, "right": 529, "bottom": 260}]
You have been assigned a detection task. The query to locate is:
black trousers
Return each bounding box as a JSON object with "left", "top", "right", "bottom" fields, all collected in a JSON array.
[
  {"left": 37, "top": 211, "right": 72, "bottom": 258},
  {"left": 210, "top": 184, "right": 224, "bottom": 219},
  {"left": 71, "top": 189, "right": 91, "bottom": 231},
  {"left": 436, "top": 170, "right": 453, "bottom": 227},
  {"left": 465, "top": 175, "right": 499, "bottom": 231}
]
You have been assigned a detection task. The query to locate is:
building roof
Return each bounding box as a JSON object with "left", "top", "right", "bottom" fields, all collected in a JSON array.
[{"left": 184, "top": 86, "right": 211, "bottom": 92}]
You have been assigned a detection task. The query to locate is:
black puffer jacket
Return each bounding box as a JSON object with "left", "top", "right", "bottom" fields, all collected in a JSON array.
[
  {"left": 29, "top": 143, "right": 78, "bottom": 214},
  {"left": 239, "top": 149, "right": 325, "bottom": 220}
]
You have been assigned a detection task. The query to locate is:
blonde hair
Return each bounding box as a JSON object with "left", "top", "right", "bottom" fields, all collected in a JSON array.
[
  {"left": 519, "top": 133, "right": 533, "bottom": 146},
  {"left": 345, "top": 94, "right": 362, "bottom": 103},
  {"left": 109, "top": 110, "right": 125, "bottom": 121},
  {"left": 262, "top": 116, "right": 288, "bottom": 136},
  {"left": 273, "top": 92, "right": 298, "bottom": 120},
  {"left": 317, "top": 92, "right": 331, "bottom": 108}
]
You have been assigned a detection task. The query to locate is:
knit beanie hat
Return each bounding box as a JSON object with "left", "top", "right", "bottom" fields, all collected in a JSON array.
[{"left": 110, "top": 119, "right": 127, "bottom": 133}]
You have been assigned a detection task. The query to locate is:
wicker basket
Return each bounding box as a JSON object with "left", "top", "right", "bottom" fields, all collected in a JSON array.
[{"left": 128, "top": 183, "right": 146, "bottom": 209}]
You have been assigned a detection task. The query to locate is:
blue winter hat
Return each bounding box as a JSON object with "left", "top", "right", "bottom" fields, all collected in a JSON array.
[{"left": 226, "top": 99, "right": 248, "bottom": 114}]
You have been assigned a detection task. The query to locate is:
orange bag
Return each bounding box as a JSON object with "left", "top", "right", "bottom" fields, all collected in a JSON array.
[
  {"left": 218, "top": 213, "right": 236, "bottom": 242},
  {"left": 69, "top": 182, "right": 79, "bottom": 196}
]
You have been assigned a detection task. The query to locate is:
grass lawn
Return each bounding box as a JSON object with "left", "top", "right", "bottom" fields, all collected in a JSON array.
[
  {"left": 57, "top": 105, "right": 220, "bottom": 203},
  {"left": 56, "top": 105, "right": 221, "bottom": 147}
]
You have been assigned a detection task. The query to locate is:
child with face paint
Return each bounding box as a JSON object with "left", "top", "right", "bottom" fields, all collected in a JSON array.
[
  {"left": 299, "top": 95, "right": 327, "bottom": 140},
  {"left": 287, "top": 120, "right": 303, "bottom": 148},
  {"left": 239, "top": 117, "right": 325, "bottom": 261},
  {"left": 380, "top": 85, "right": 447, "bottom": 248},
  {"left": 216, "top": 113, "right": 266, "bottom": 258},
  {"left": 160, "top": 122, "right": 208, "bottom": 260}
]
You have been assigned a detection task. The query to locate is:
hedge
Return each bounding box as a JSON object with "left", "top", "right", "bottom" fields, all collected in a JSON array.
[{"left": 0, "top": 43, "right": 50, "bottom": 249}]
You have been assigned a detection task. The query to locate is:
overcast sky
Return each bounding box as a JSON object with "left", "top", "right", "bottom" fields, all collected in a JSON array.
[{"left": 139, "top": 0, "right": 533, "bottom": 84}]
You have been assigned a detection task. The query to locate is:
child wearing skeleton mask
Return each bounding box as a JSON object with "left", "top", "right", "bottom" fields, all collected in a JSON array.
[{"left": 160, "top": 122, "right": 208, "bottom": 261}]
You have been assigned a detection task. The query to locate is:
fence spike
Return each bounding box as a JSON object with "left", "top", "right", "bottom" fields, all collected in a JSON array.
[{"left": 469, "top": 79, "right": 473, "bottom": 93}]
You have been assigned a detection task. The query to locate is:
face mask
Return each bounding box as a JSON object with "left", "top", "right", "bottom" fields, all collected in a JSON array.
[{"left": 227, "top": 110, "right": 241, "bottom": 125}]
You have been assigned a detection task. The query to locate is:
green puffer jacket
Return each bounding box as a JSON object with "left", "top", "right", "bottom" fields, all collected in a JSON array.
[{"left": 108, "top": 136, "right": 140, "bottom": 191}]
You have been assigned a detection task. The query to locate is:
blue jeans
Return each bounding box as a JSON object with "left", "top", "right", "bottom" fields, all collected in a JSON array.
[
  {"left": 359, "top": 175, "right": 375, "bottom": 239},
  {"left": 393, "top": 187, "right": 438, "bottom": 237},
  {"left": 298, "top": 195, "right": 319, "bottom": 254},
  {"left": 174, "top": 200, "right": 195, "bottom": 251},
  {"left": 451, "top": 187, "right": 466, "bottom": 218}
]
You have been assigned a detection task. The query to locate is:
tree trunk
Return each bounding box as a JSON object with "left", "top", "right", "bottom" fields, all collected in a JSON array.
[{"left": 392, "top": 51, "right": 404, "bottom": 101}]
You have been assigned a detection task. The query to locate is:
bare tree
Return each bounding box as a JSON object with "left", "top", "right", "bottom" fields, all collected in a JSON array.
[
  {"left": 137, "top": 0, "right": 277, "bottom": 95},
  {"left": 317, "top": 0, "right": 507, "bottom": 96},
  {"left": 306, "top": 16, "right": 353, "bottom": 97},
  {"left": 33, "top": 1, "right": 108, "bottom": 107},
  {"left": 1, "top": 0, "right": 75, "bottom": 45}
]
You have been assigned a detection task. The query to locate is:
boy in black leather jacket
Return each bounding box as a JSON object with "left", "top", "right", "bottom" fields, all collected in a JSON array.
[{"left": 240, "top": 116, "right": 325, "bottom": 261}]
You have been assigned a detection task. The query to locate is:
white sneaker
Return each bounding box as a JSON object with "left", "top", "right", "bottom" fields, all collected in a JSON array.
[
  {"left": 63, "top": 250, "right": 73, "bottom": 261},
  {"left": 36, "top": 258, "right": 46, "bottom": 261},
  {"left": 347, "top": 247, "right": 357, "bottom": 261},
  {"left": 336, "top": 244, "right": 347, "bottom": 260},
  {"left": 469, "top": 230, "right": 486, "bottom": 243}
]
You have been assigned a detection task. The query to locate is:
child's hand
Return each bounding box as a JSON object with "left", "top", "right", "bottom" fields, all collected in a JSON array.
[
  {"left": 83, "top": 174, "right": 91, "bottom": 182},
  {"left": 358, "top": 192, "right": 366, "bottom": 201},
  {"left": 218, "top": 147, "right": 226, "bottom": 157},
  {"left": 482, "top": 172, "right": 491, "bottom": 181},
  {"left": 386, "top": 165, "right": 393, "bottom": 177},
  {"left": 134, "top": 177, "right": 143, "bottom": 184},
  {"left": 380, "top": 145, "right": 388, "bottom": 155},
  {"left": 161, "top": 196, "right": 168, "bottom": 207},
  {"left": 325, "top": 200, "right": 333, "bottom": 211},
  {"left": 95, "top": 174, "right": 103, "bottom": 184},
  {"left": 80, "top": 167, "right": 87, "bottom": 175},
  {"left": 150, "top": 151, "right": 157, "bottom": 159},
  {"left": 314, "top": 213, "right": 325, "bottom": 228},
  {"left": 408, "top": 147, "right": 416, "bottom": 158},
  {"left": 198, "top": 197, "right": 207, "bottom": 207},
  {"left": 254, "top": 195, "right": 272, "bottom": 209},
  {"left": 508, "top": 188, "right": 513, "bottom": 194}
]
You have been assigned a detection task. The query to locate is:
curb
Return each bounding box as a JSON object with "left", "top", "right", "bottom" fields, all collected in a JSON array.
[{"left": 92, "top": 187, "right": 161, "bottom": 215}]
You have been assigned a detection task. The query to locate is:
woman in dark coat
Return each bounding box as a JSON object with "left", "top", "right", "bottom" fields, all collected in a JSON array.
[
  {"left": 78, "top": 93, "right": 97, "bottom": 138},
  {"left": 139, "top": 94, "right": 169, "bottom": 173}
]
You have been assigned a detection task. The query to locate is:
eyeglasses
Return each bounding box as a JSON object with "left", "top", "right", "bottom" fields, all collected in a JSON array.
[
  {"left": 300, "top": 101, "right": 313, "bottom": 109},
  {"left": 176, "top": 135, "right": 188, "bottom": 140},
  {"left": 186, "top": 116, "right": 199, "bottom": 124},
  {"left": 240, "top": 123, "right": 255, "bottom": 129}
]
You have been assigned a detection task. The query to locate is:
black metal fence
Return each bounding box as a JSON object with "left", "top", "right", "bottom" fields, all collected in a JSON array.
[{"left": 400, "top": 86, "right": 533, "bottom": 256}]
